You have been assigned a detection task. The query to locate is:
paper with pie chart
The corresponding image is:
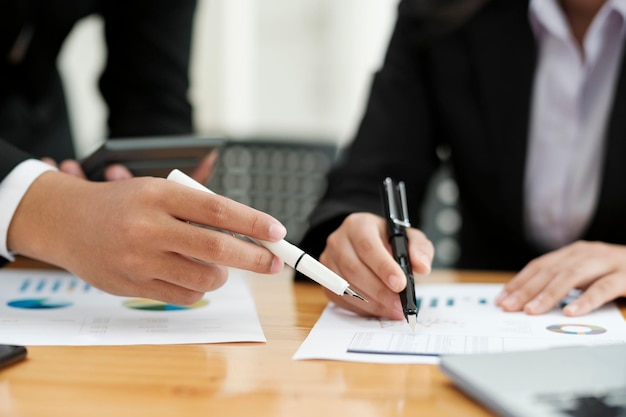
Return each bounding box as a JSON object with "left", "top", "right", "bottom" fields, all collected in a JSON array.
[
  {"left": 293, "top": 283, "right": 626, "bottom": 364},
  {"left": 0, "top": 268, "right": 265, "bottom": 346}
]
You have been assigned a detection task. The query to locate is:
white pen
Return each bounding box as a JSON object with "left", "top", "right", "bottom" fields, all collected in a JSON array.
[{"left": 167, "top": 169, "right": 367, "bottom": 301}]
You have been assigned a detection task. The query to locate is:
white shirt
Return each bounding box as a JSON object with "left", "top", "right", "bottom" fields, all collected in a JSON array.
[
  {"left": 0, "top": 159, "right": 56, "bottom": 260},
  {"left": 525, "top": 0, "right": 626, "bottom": 250}
]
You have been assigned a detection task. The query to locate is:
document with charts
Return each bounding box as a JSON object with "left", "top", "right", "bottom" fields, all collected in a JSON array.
[
  {"left": 293, "top": 283, "right": 626, "bottom": 364},
  {"left": 0, "top": 268, "right": 265, "bottom": 346}
]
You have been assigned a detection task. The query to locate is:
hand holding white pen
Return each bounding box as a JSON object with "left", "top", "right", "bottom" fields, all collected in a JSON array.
[{"left": 167, "top": 169, "right": 367, "bottom": 300}]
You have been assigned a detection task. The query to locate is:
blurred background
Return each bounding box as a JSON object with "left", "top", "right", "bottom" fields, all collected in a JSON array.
[
  {"left": 57, "top": 0, "right": 461, "bottom": 267},
  {"left": 58, "top": 0, "right": 397, "bottom": 157}
]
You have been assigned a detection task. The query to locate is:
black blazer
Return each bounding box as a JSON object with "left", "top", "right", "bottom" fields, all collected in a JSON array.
[
  {"left": 0, "top": 0, "right": 196, "bottom": 180},
  {"left": 300, "top": 0, "right": 626, "bottom": 271}
]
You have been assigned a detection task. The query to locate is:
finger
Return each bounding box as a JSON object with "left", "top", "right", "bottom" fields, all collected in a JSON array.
[
  {"left": 496, "top": 259, "right": 543, "bottom": 305},
  {"left": 167, "top": 183, "right": 287, "bottom": 242},
  {"left": 105, "top": 164, "right": 133, "bottom": 180},
  {"left": 407, "top": 228, "right": 434, "bottom": 274},
  {"left": 148, "top": 251, "right": 230, "bottom": 293},
  {"left": 191, "top": 150, "right": 219, "bottom": 184},
  {"left": 343, "top": 216, "right": 407, "bottom": 293},
  {"left": 522, "top": 260, "right": 614, "bottom": 315},
  {"left": 496, "top": 249, "right": 569, "bottom": 308},
  {"left": 322, "top": 235, "right": 404, "bottom": 320},
  {"left": 116, "top": 275, "right": 208, "bottom": 306},
  {"left": 498, "top": 265, "right": 560, "bottom": 312},
  {"left": 350, "top": 232, "right": 406, "bottom": 320},
  {"left": 521, "top": 274, "right": 584, "bottom": 315},
  {"left": 90, "top": 258, "right": 216, "bottom": 306},
  {"left": 41, "top": 157, "right": 58, "bottom": 167},
  {"left": 324, "top": 286, "right": 403, "bottom": 320},
  {"left": 59, "top": 159, "right": 86, "bottom": 178},
  {"left": 563, "top": 272, "right": 626, "bottom": 316},
  {"left": 170, "top": 220, "right": 283, "bottom": 274}
]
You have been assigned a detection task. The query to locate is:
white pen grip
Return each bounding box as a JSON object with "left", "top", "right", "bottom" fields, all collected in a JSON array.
[
  {"left": 167, "top": 169, "right": 215, "bottom": 194},
  {"left": 296, "top": 255, "right": 349, "bottom": 296},
  {"left": 256, "top": 239, "right": 302, "bottom": 267},
  {"left": 258, "top": 239, "right": 348, "bottom": 296}
]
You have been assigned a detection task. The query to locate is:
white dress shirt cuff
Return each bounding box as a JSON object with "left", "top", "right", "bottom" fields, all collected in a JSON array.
[{"left": 0, "top": 159, "right": 58, "bottom": 261}]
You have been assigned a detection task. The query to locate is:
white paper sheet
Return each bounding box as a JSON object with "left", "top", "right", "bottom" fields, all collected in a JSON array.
[
  {"left": 293, "top": 283, "right": 626, "bottom": 364},
  {"left": 0, "top": 268, "right": 265, "bottom": 346}
]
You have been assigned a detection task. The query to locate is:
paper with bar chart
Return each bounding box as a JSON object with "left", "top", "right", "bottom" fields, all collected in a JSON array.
[
  {"left": 0, "top": 269, "right": 265, "bottom": 346},
  {"left": 293, "top": 283, "right": 626, "bottom": 364}
]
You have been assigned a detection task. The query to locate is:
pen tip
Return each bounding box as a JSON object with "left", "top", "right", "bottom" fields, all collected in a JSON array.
[
  {"left": 407, "top": 314, "right": 417, "bottom": 331},
  {"left": 345, "top": 287, "right": 368, "bottom": 302}
]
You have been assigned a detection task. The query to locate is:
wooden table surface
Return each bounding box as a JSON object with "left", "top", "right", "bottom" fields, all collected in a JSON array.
[{"left": 1, "top": 258, "right": 624, "bottom": 417}]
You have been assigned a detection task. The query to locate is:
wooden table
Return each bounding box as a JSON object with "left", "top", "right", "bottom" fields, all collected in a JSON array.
[{"left": 1, "top": 258, "right": 624, "bottom": 417}]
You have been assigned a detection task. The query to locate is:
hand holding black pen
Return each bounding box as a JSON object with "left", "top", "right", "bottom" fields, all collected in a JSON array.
[{"left": 381, "top": 177, "right": 419, "bottom": 331}]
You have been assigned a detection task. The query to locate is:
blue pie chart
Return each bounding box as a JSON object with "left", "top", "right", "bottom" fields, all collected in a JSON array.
[{"left": 7, "top": 298, "right": 73, "bottom": 309}]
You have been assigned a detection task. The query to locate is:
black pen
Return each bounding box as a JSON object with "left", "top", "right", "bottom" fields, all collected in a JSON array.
[{"left": 381, "top": 177, "right": 418, "bottom": 331}]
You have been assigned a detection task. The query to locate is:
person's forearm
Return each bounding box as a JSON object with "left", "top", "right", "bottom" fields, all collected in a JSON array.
[
  {"left": 0, "top": 160, "right": 57, "bottom": 261},
  {"left": 6, "top": 170, "right": 83, "bottom": 265}
]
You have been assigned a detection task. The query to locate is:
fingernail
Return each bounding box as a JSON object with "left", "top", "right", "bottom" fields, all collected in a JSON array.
[
  {"left": 41, "top": 157, "right": 57, "bottom": 167},
  {"left": 388, "top": 274, "right": 404, "bottom": 292},
  {"left": 269, "top": 256, "right": 284, "bottom": 274},
  {"left": 524, "top": 299, "right": 540, "bottom": 314},
  {"left": 495, "top": 290, "right": 509, "bottom": 305},
  {"left": 268, "top": 222, "right": 287, "bottom": 240},
  {"left": 564, "top": 303, "right": 579, "bottom": 316},
  {"left": 502, "top": 293, "right": 518, "bottom": 309},
  {"left": 412, "top": 249, "right": 431, "bottom": 274},
  {"left": 67, "top": 166, "right": 83, "bottom": 176},
  {"left": 419, "top": 255, "right": 431, "bottom": 274},
  {"left": 106, "top": 165, "right": 131, "bottom": 180}
]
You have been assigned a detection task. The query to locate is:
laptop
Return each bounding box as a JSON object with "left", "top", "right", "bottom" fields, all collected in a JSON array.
[{"left": 440, "top": 344, "right": 626, "bottom": 417}]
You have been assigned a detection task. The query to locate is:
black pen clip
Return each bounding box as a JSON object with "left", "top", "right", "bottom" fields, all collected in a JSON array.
[{"left": 382, "top": 177, "right": 411, "bottom": 235}]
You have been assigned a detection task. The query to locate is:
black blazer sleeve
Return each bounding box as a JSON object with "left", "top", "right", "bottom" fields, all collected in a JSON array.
[
  {"left": 0, "top": 139, "right": 32, "bottom": 180},
  {"left": 299, "top": 3, "right": 442, "bottom": 260},
  {"left": 0, "top": 138, "right": 34, "bottom": 266},
  {"left": 99, "top": 0, "right": 197, "bottom": 138}
]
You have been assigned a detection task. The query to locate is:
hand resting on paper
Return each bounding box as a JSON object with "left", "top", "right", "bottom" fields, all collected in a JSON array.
[{"left": 496, "top": 241, "right": 626, "bottom": 316}]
